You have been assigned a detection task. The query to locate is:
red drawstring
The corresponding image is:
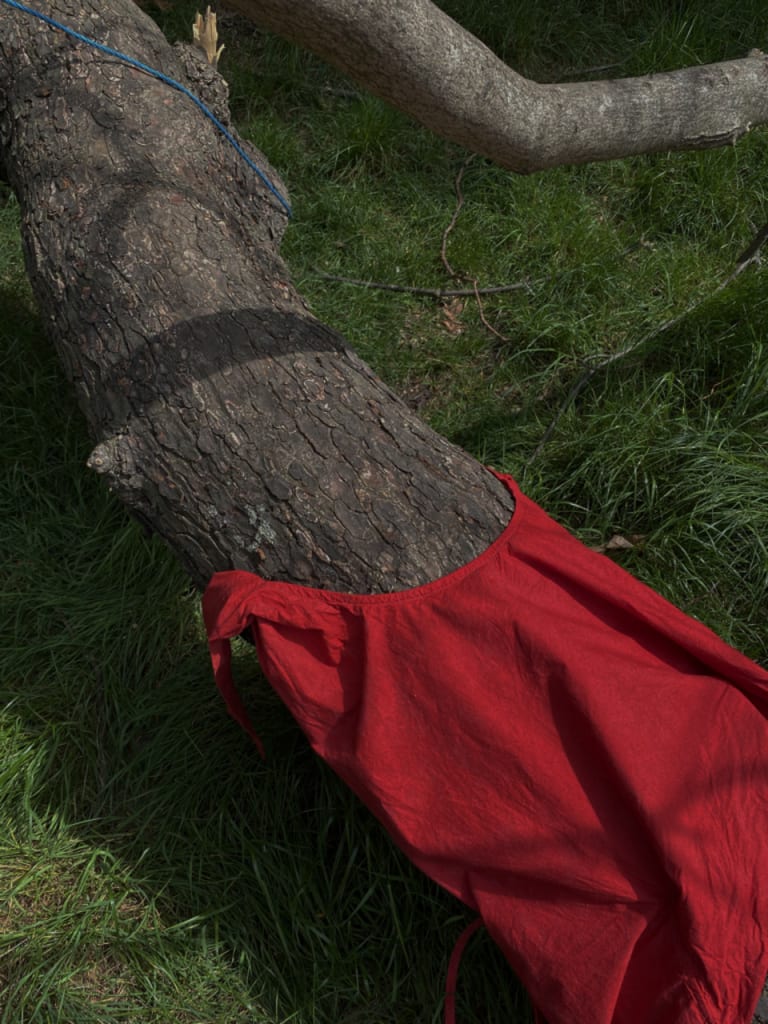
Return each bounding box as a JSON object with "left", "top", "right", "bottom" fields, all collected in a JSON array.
[
  {"left": 444, "top": 919, "right": 546, "bottom": 1024},
  {"left": 445, "top": 919, "right": 482, "bottom": 1024}
]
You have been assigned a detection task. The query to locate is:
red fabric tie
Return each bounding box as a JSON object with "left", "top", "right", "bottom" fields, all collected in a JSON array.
[
  {"left": 444, "top": 919, "right": 482, "bottom": 1024},
  {"left": 207, "top": 633, "right": 265, "bottom": 758}
]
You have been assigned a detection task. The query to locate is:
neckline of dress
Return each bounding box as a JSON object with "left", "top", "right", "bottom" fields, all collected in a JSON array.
[{"left": 262, "top": 469, "right": 525, "bottom": 608}]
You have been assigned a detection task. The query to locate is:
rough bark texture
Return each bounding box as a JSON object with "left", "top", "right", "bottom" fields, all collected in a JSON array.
[
  {"left": 225, "top": 0, "right": 768, "bottom": 173},
  {"left": 0, "top": 0, "right": 514, "bottom": 592}
]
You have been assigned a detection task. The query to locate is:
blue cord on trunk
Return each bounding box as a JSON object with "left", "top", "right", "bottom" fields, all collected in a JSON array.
[{"left": 1, "top": 0, "right": 292, "bottom": 217}]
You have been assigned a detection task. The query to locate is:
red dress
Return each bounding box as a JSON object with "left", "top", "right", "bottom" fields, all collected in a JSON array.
[{"left": 203, "top": 472, "right": 768, "bottom": 1024}]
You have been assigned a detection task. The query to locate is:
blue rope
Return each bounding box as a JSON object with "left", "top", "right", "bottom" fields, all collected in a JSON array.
[{"left": 1, "top": 0, "right": 292, "bottom": 217}]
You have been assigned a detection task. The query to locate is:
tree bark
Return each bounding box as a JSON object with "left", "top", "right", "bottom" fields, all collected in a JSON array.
[
  {"left": 225, "top": 0, "right": 768, "bottom": 173},
  {"left": 0, "top": 0, "right": 513, "bottom": 592}
]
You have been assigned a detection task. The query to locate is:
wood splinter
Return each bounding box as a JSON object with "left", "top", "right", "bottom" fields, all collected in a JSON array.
[{"left": 192, "top": 6, "right": 224, "bottom": 67}]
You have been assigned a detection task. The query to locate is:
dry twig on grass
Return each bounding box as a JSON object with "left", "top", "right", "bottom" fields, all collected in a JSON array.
[{"left": 529, "top": 218, "right": 768, "bottom": 462}]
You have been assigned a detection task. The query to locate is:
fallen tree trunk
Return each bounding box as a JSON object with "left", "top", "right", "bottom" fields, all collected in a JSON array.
[
  {"left": 224, "top": 0, "right": 768, "bottom": 173},
  {"left": 0, "top": 0, "right": 514, "bottom": 592}
]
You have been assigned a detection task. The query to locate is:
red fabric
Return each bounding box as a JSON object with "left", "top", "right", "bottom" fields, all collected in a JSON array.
[{"left": 203, "top": 472, "right": 768, "bottom": 1024}]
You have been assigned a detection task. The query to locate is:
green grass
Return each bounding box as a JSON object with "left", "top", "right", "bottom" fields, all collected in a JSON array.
[{"left": 2, "top": 1, "right": 768, "bottom": 1021}]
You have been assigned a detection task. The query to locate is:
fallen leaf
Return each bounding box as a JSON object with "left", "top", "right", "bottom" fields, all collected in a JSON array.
[
  {"left": 440, "top": 296, "right": 465, "bottom": 336},
  {"left": 591, "top": 534, "right": 647, "bottom": 554}
]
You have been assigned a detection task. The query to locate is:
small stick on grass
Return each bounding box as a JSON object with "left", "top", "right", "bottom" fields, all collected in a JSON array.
[
  {"left": 311, "top": 272, "right": 531, "bottom": 299},
  {"left": 529, "top": 220, "right": 768, "bottom": 462},
  {"left": 440, "top": 156, "right": 510, "bottom": 341},
  {"left": 440, "top": 157, "right": 472, "bottom": 278},
  {"left": 314, "top": 159, "right": 531, "bottom": 334}
]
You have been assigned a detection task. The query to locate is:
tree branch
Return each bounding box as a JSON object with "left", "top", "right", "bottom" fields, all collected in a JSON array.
[{"left": 224, "top": 0, "right": 768, "bottom": 172}]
